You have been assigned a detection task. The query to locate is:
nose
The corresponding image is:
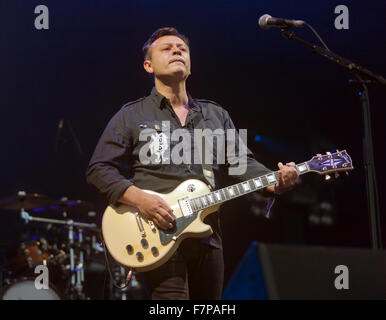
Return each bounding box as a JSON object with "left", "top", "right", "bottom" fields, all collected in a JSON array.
[{"left": 171, "top": 45, "right": 182, "bottom": 55}]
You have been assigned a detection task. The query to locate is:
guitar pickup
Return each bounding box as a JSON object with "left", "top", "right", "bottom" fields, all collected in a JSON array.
[{"left": 178, "top": 197, "right": 193, "bottom": 217}]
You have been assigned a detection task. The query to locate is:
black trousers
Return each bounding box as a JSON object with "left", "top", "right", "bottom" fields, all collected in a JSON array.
[{"left": 140, "top": 238, "right": 224, "bottom": 300}]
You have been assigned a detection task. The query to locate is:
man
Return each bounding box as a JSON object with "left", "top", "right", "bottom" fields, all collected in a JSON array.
[{"left": 86, "top": 27, "right": 299, "bottom": 300}]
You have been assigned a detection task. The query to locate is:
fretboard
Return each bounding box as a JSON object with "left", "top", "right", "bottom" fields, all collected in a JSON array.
[{"left": 189, "top": 162, "right": 309, "bottom": 211}]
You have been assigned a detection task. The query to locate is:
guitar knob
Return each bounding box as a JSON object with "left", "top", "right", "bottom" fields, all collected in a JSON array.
[
  {"left": 325, "top": 174, "right": 331, "bottom": 181},
  {"left": 136, "top": 252, "right": 144, "bottom": 262},
  {"left": 126, "top": 245, "right": 134, "bottom": 255},
  {"left": 345, "top": 172, "right": 349, "bottom": 176},
  {"left": 141, "top": 238, "right": 149, "bottom": 249},
  {"left": 151, "top": 247, "right": 159, "bottom": 257}
]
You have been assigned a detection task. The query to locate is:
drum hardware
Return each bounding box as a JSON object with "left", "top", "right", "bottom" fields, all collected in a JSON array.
[
  {"left": 18, "top": 209, "right": 99, "bottom": 300},
  {"left": 1, "top": 191, "right": 144, "bottom": 299}
]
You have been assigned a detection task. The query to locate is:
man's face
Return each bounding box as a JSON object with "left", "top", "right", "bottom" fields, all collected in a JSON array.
[{"left": 144, "top": 35, "right": 191, "bottom": 81}]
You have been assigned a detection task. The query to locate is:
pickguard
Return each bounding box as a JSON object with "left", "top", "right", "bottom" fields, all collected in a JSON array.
[{"left": 158, "top": 212, "right": 198, "bottom": 245}]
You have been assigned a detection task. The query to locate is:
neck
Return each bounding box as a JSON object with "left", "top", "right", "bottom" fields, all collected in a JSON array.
[{"left": 154, "top": 78, "right": 189, "bottom": 109}]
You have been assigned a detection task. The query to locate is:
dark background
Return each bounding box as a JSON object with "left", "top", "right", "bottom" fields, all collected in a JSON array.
[{"left": 1, "top": 0, "right": 385, "bottom": 290}]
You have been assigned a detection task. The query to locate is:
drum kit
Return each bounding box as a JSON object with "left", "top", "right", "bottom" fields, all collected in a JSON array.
[{"left": 0, "top": 191, "right": 147, "bottom": 300}]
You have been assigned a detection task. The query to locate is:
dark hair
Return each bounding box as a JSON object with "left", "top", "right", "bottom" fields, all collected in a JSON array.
[{"left": 142, "top": 27, "right": 189, "bottom": 61}]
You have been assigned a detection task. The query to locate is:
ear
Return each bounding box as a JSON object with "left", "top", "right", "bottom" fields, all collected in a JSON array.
[{"left": 143, "top": 60, "right": 154, "bottom": 75}]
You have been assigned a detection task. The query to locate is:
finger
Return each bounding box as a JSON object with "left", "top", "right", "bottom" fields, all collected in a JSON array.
[
  {"left": 151, "top": 214, "right": 164, "bottom": 229},
  {"left": 159, "top": 198, "right": 174, "bottom": 215},
  {"left": 289, "top": 167, "right": 299, "bottom": 182},
  {"left": 279, "top": 169, "right": 288, "bottom": 186},
  {"left": 285, "top": 168, "right": 298, "bottom": 186},
  {"left": 158, "top": 207, "right": 175, "bottom": 225},
  {"left": 281, "top": 167, "right": 294, "bottom": 186},
  {"left": 160, "top": 203, "right": 176, "bottom": 221},
  {"left": 278, "top": 162, "right": 284, "bottom": 169},
  {"left": 286, "top": 162, "right": 296, "bottom": 167},
  {"left": 154, "top": 212, "right": 173, "bottom": 230}
]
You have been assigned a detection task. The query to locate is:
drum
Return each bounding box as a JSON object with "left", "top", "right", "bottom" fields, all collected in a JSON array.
[
  {"left": 7, "top": 239, "right": 53, "bottom": 275},
  {"left": 2, "top": 278, "right": 61, "bottom": 300}
]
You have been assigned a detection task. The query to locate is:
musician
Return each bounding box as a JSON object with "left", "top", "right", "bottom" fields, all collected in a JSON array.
[{"left": 86, "top": 27, "right": 299, "bottom": 300}]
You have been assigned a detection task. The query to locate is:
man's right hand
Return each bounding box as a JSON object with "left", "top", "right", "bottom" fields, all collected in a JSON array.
[{"left": 118, "top": 186, "right": 175, "bottom": 230}]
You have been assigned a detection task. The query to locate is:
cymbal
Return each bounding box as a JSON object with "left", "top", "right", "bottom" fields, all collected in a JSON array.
[
  {"left": 61, "top": 200, "right": 96, "bottom": 216},
  {"left": 0, "top": 193, "right": 62, "bottom": 211}
]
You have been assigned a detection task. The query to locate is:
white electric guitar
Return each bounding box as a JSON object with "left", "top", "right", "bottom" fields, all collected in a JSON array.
[{"left": 102, "top": 150, "right": 353, "bottom": 272}]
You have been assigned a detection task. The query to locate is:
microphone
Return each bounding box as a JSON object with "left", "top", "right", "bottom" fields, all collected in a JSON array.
[{"left": 258, "top": 14, "right": 305, "bottom": 29}]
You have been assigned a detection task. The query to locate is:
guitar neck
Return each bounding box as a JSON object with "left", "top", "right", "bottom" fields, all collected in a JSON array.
[{"left": 189, "top": 162, "right": 310, "bottom": 211}]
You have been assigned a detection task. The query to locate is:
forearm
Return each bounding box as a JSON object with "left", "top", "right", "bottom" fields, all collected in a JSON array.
[{"left": 117, "top": 185, "right": 146, "bottom": 207}]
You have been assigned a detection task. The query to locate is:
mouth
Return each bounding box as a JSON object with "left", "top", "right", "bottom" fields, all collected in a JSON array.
[{"left": 169, "top": 59, "right": 185, "bottom": 65}]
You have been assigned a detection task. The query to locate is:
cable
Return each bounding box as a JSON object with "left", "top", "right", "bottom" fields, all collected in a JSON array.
[
  {"left": 304, "top": 22, "right": 330, "bottom": 51},
  {"left": 99, "top": 231, "right": 133, "bottom": 290}
]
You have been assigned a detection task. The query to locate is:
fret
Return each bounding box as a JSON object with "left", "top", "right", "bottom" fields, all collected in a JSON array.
[
  {"left": 296, "top": 163, "right": 308, "bottom": 174},
  {"left": 242, "top": 181, "right": 250, "bottom": 192},
  {"left": 223, "top": 188, "right": 230, "bottom": 200},
  {"left": 205, "top": 195, "right": 211, "bottom": 206},
  {"left": 201, "top": 196, "right": 207, "bottom": 207},
  {"left": 248, "top": 179, "right": 256, "bottom": 191},
  {"left": 190, "top": 199, "right": 197, "bottom": 212},
  {"left": 208, "top": 194, "right": 214, "bottom": 204},
  {"left": 266, "top": 173, "right": 276, "bottom": 184},
  {"left": 195, "top": 198, "right": 202, "bottom": 210},
  {"left": 214, "top": 191, "right": 222, "bottom": 202},
  {"left": 227, "top": 187, "right": 235, "bottom": 197},
  {"left": 233, "top": 185, "right": 241, "bottom": 196},
  {"left": 253, "top": 177, "right": 263, "bottom": 189},
  {"left": 220, "top": 189, "right": 227, "bottom": 201},
  {"left": 260, "top": 175, "right": 268, "bottom": 187}
]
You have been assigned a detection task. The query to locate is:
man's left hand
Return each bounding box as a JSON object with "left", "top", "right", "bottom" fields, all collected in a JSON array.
[{"left": 267, "top": 162, "right": 299, "bottom": 195}]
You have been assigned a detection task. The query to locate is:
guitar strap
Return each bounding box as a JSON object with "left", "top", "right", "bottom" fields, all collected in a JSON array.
[{"left": 192, "top": 109, "right": 217, "bottom": 190}]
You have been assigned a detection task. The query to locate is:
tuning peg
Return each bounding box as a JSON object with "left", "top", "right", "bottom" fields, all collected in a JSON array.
[
  {"left": 335, "top": 172, "right": 340, "bottom": 179},
  {"left": 325, "top": 174, "right": 331, "bottom": 181},
  {"left": 326, "top": 152, "right": 331, "bottom": 155},
  {"left": 336, "top": 149, "right": 340, "bottom": 153}
]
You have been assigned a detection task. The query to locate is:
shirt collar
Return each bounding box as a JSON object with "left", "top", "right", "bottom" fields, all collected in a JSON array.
[{"left": 150, "top": 87, "right": 200, "bottom": 112}]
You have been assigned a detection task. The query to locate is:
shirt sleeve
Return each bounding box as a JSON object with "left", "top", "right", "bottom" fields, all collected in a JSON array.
[
  {"left": 86, "top": 109, "right": 134, "bottom": 205},
  {"left": 222, "top": 109, "right": 276, "bottom": 218}
]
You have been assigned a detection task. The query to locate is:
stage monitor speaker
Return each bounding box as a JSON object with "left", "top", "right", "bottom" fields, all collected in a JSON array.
[{"left": 222, "top": 241, "right": 386, "bottom": 299}]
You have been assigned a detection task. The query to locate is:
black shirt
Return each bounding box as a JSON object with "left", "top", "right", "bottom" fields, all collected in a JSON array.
[{"left": 86, "top": 87, "right": 273, "bottom": 248}]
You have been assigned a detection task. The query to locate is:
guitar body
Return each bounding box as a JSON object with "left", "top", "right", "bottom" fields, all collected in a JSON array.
[{"left": 102, "top": 179, "right": 221, "bottom": 272}]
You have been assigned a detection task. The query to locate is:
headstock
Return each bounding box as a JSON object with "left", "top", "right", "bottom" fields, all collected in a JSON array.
[{"left": 306, "top": 150, "right": 353, "bottom": 180}]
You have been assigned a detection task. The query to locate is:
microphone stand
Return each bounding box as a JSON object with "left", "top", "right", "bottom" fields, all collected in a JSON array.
[{"left": 279, "top": 27, "right": 385, "bottom": 249}]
